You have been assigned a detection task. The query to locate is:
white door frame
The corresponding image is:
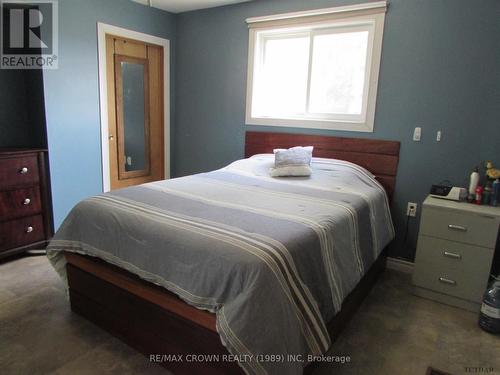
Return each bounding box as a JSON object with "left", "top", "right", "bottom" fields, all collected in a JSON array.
[{"left": 97, "top": 22, "right": 170, "bottom": 192}]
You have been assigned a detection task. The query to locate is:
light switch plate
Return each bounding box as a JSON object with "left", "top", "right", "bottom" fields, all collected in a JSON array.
[{"left": 413, "top": 127, "right": 421, "bottom": 141}]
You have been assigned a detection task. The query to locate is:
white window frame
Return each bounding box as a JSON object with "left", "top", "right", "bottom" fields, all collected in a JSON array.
[{"left": 245, "top": 1, "right": 387, "bottom": 132}]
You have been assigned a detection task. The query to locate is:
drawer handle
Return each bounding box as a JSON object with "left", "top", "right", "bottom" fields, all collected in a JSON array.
[
  {"left": 438, "top": 277, "right": 456, "bottom": 285},
  {"left": 448, "top": 224, "right": 467, "bottom": 232},
  {"left": 443, "top": 251, "right": 462, "bottom": 260},
  {"left": 23, "top": 198, "right": 31, "bottom": 205},
  {"left": 26, "top": 226, "right": 34, "bottom": 233},
  {"left": 19, "top": 167, "right": 29, "bottom": 174}
]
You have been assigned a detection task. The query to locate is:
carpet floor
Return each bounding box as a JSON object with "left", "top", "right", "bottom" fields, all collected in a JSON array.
[{"left": 1, "top": 254, "right": 498, "bottom": 375}]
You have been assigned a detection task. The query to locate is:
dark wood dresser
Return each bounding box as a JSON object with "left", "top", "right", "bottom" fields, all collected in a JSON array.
[{"left": 0, "top": 149, "right": 53, "bottom": 258}]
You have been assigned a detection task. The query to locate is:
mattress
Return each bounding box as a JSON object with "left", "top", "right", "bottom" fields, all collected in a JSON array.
[{"left": 47, "top": 155, "right": 394, "bottom": 375}]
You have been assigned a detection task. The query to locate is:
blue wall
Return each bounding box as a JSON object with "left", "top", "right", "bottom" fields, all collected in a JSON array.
[
  {"left": 43, "top": 0, "right": 176, "bottom": 228},
  {"left": 174, "top": 0, "right": 500, "bottom": 260},
  {"left": 40, "top": 0, "right": 499, "bottom": 260}
]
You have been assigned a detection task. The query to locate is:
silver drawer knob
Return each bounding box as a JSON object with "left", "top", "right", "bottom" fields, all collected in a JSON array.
[
  {"left": 23, "top": 198, "right": 31, "bottom": 205},
  {"left": 443, "top": 251, "right": 461, "bottom": 260},
  {"left": 438, "top": 277, "right": 456, "bottom": 285},
  {"left": 26, "top": 226, "right": 34, "bottom": 233},
  {"left": 20, "top": 167, "right": 29, "bottom": 174},
  {"left": 447, "top": 224, "right": 467, "bottom": 232}
]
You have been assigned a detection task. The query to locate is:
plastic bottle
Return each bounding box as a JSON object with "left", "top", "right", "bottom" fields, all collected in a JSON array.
[
  {"left": 469, "top": 167, "right": 480, "bottom": 195},
  {"left": 479, "top": 278, "right": 500, "bottom": 334},
  {"left": 475, "top": 186, "right": 483, "bottom": 205},
  {"left": 483, "top": 182, "right": 492, "bottom": 205},
  {"left": 493, "top": 179, "right": 500, "bottom": 207}
]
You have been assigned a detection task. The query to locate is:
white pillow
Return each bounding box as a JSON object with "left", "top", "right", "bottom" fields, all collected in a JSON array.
[{"left": 270, "top": 146, "right": 314, "bottom": 177}]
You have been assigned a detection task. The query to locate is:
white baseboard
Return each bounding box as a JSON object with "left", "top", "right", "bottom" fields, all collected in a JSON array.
[{"left": 386, "top": 256, "right": 414, "bottom": 274}]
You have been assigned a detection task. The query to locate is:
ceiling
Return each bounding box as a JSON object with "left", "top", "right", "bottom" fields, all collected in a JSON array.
[{"left": 131, "top": 0, "right": 252, "bottom": 14}]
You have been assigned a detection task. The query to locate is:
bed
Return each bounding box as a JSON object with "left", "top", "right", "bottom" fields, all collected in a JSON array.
[{"left": 47, "top": 131, "right": 400, "bottom": 375}]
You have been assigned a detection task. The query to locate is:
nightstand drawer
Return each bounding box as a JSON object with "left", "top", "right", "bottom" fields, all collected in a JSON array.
[
  {"left": 0, "top": 187, "right": 42, "bottom": 221},
  {"left": 0, "top": 155, "right": 40, "bottom": 189},
  {"left": 415, "top": 235, "right": 494, "bottom": 272},
  {"left": 413, "top": 260, "right": 490, "bottom": 303},
  {"left": 420, "top": 206, "right": 499, "bottom": 248},
  {"left": 0, "top": 215, "right": 45, "bottom": 252}
]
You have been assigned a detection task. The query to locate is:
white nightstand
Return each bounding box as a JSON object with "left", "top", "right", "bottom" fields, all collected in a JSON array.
[{"left": 412, "top": 196, "right": 500, "bottom": 311}]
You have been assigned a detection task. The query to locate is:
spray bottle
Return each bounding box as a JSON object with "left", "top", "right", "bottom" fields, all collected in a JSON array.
[{"left": 468, "top": 167, "right": 480, "bottom": 202}]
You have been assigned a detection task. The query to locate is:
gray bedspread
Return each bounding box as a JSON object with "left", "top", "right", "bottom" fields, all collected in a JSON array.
[{"left": 47, "top": 155, "right": 394, "bottom": 375}]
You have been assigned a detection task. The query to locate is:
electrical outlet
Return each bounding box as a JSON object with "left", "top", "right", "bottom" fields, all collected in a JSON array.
[{"left": 407, "top": 202, "right": 417, "bottom": 217}]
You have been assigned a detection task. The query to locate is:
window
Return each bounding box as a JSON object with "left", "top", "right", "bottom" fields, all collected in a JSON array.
[{"left": 245, "top": 2, "right": 387, "bottom": 132}]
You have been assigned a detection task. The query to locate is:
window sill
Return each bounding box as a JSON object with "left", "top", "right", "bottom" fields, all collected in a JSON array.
[{"left": 245, "top": 116, "right": 374, "bottom": 133}]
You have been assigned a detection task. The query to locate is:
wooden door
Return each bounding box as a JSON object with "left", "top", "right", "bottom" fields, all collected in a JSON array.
[{"left": 106, "top": 35, "right": 164, "bottom": 190}]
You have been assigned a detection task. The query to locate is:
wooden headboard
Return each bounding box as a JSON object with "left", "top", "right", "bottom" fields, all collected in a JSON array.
[{"left": 245, "top": 131, "right": 400, "bottom": 200}]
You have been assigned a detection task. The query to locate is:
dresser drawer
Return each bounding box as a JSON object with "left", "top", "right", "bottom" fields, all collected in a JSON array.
[
  {"left": 415, "top": 235, "right": 494, "bottom": 273},
  {"left": 0, "top": 187, "right": 42, "bottom": 221},
  {"left": 0, "top": 155, "right": 40, "bottom": 188},
  {"left": 420, "top": 206, "right": 499, "bottom": 248},
  {"left": 0, "top": 215, "right": 45, "bottom": 252},
  {"left": 413, "top": 260, "right": 490, "bottom": 303}
]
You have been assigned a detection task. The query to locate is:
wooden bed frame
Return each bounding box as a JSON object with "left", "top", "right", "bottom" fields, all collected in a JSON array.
[
  {"left": 65, "top": 132, "right": 400, "bottom": 375},
  {"left": 245, "top": 131, "right": 400, "bottom": 200}
]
